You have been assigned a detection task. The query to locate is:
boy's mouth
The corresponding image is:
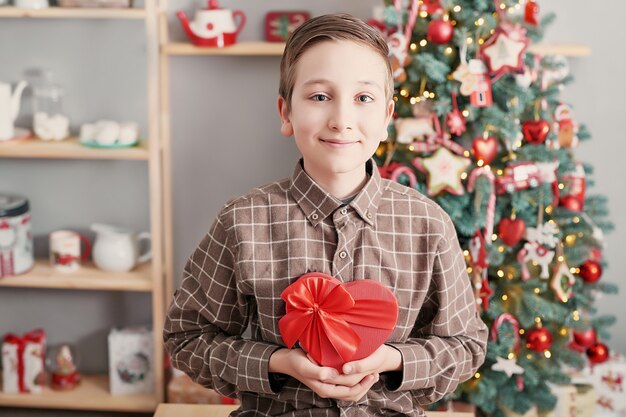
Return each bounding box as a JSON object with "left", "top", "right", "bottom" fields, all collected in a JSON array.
[{"left": 320, "top": 138, "right": 358, "bottom": 147}]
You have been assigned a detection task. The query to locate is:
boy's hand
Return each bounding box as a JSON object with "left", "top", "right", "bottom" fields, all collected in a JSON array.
[
  {"left": 338, "top": 344, "right": 402, "bottom": 379},
  {"left": 269, "top": 348, "right": 379, "bottom": 402}
]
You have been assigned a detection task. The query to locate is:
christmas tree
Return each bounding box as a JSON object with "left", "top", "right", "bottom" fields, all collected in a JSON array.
[{"left": 372, "top": 1, "right": 617, "bottom": 415}]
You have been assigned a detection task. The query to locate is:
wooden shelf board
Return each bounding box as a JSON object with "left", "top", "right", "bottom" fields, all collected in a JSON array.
[
  {"left": 0, "top": 259, "right": 153, "bottom": 292},
  {"left": 163, "top": 41, "right": 285, "bottom": 56},
  {"left": 0, "top": 136, "right": 149, "bottom": 160},
  {"left": 163, "top": 41, "right": 590, "bottom": 58},
  {"left": 528, "top": 43, "right": 591, "bottom": 57},
  {"left": 0, "top": 6, "right": 146, "bottom": 19},
  {"left": 0, "top": 374, "right": 157, "bottom": 411}
]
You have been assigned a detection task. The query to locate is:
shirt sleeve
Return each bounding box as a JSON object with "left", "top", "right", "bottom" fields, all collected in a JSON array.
[
  {"left": 163, "top": 209, "right": 282, "bottom": 397},
  {"left": 383, "top": 215, "right": 488, "bottom": 405}
]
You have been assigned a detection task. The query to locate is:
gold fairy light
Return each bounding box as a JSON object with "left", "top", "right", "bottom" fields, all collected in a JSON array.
[
  {"left": 400, "top": 89, "right": 409, "bottom": 97},
  {"left": 497, "top": 270, "right": 504, "bottom": 278},
  {"left": 410, "top": 43, "right": 417, "bottom": 51},
  {"left": 492, "top": 234, "right": 498, "bottom": 241},
  {"left": 475, "top": 17, "right": 485, "bottom": 26},
  {"left": 519, "top": 329, "right": 525, "bottom": 335},
  {"left": 477, "top": 160, "right": 485, "bottom": 167},
  {"left": 464, "top": 150, "right": 471, "bottom": 157},
  {"left": 445, "top": 47, "right": 453, "bottom": 55},
  {"left": 534, "top": 288, "right": 541, "bottom": 294},
  {"left": 462, "top": 110, "right": 470, "bottom": 117},
  {"left": 545, "top": 205, "right": 553, "bottom": 215},
  {"left": 502, "top": 294, "right": 508, "bottom": 301},
  {"left": 498, "top": 246, "right": 505, "bottom": 253},
  {"left": 544, "top": 350, "right": 552, "bottom": 359},
  {"left": 420, "top": 39, "right": 428, "bottom": 47},
  {"left": 461, "top": 172, "right": 468, "bottom": 180},
  {"left": 573, "top": 217, "right": 580, "bottom": 224},
  {"left": 453, "top": 5, "right": 462, "bottom": 12},
  {"left": 419, "top": 10, "right": 429, "bottom": 18}
]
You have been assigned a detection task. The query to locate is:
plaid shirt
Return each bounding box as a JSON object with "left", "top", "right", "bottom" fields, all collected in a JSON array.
[{"left": 164, "top": 159, "right": 487, "bottom": 417}]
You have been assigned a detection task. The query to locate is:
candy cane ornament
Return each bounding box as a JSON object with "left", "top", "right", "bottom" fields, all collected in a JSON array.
[{"left": 490, "top": 313, "right": 525, "bottom": 390}]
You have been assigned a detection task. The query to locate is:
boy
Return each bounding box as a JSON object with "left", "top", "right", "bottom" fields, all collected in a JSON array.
[{"left": 164, "top": 13, "right": 487, "bottom": 417}]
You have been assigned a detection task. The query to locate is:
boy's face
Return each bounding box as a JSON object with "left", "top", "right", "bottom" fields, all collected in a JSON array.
[{"left": 278, "top": 40, "right": 394, "bottom": 183}]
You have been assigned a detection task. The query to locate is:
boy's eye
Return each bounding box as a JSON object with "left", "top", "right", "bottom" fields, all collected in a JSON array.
[
  {"left": 311, "top": 94, "right": 329, "bottom": 102},
  {"left": 357, "top": 95, "right": 374, "bottom": 103}
]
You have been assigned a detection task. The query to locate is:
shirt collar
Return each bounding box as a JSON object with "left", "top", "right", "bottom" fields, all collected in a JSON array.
[{"left": 290, "top": 159, "right": 383, "bottom": 227}]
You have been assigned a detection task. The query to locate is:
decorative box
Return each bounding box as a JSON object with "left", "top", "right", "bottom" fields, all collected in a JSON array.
[
  {"left": 0, "top": 194, "right": 34, "bottom": 278},
  {"left": 279, "top": 272, "right": 398, "bottom": 371},
  {"left": 541, "top": 383, "right": 596, "bottom": 417},
  {"left": 2, "top": 329, "right": 46, "bottom": 394},
  {"left": 573, "top": 353, "right": 626, "bottom": 417},
  {"left": 57, "top": 0, "right": 132, "bottom": 7},
  {"left": 167, "top": 369, "right": 239, "bottom": 405},
  {"left": 264, "top": 11, "right": 310, "bottom": 42},
  {"left": 108, "top": 327, "right": 154, "bottom": 395}
]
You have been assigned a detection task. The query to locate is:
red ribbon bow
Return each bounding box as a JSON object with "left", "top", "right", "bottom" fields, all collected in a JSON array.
[{"left": 278, "top": 273, "right": 397, "bottom": 366}]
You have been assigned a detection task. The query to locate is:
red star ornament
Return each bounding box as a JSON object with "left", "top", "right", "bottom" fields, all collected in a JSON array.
[
  {"left": 480, "top": 23, "right": 529, "bottom": 78},
  {"left": 417, "top": 147, "right": 470, "bottom": 196}
]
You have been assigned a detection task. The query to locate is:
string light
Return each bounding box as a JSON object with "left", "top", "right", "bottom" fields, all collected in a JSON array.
[
  {"left": 497, "top": 270, "right": 505, "bottom": 278},
  {"left": 545, "top": 205, "right": 553, "bottom": 215},
  {"left": 400, "top": 89, "right": 409, "bottom": 97},
  {"left": 462, "top": 110, "right": 470, "bottom": 117},
  {"left": 419, "top": 10, "right": 429, "bottom": 18},
  {"left": 444, "top": 47, "right": 453, "bottom": 55},
  {"left": 572, "top": 310, "right": 580, "bottom": 321},
  {"left": 463, "top": 150, "right": 471, "bottom": 157},
  {"left": 498, "top": 246, "right": 505, "bottom": 253},
  {"left": 502, "top": 294, "right": 508, "bottom": 301},
  {"left": 419, "top": 39, "right": 428, "bottom": 47},
  {"left": 497, "top": 169, "right": 504, "bottom": 175},
  {"left": 558, "top": 183, "right": 565, "bottom": 190},
  {"left": 534, "top": 288, "right": 541, "bottom": 294},
  {"left": 423, "top": 90, "right": 430, "bottom": 98},
  {"left": 393, "top": 96, "right": 399, "bottom": 102},
  {"left": 478, "top": 39, "right": 485, "bottom": 45},
  {"left": 410, "top": 43, "right": 418, "bottom": 51},
  {"left": 409, "top": 97, "right": 417, "bottom": 105},
  {"left": 453, "top": 5, "right": 462, "bottom": 13},
  {"left": 477, "top": 160, "right": 485, "bottom": 167},
  {"left": 560, "top": 327, "right": 569, "bottom": 336},
  {"left": 474, "top": 372, "right": 481, "bottom": 379},
  {"left": 461, "top": 172, "right": 468, "bottom": 180},
  {"left": 475, "top": 17, "right": 485, "bottom": 26},
  {"left": 467, "top": 266, "right": 473, "bottom": 273},
  {"left": 573, "top": 217, "right": 580, "bottom": 224},
  {"left": 544, "top": 350, "right": 552, "bottom": 359},
  {"left": 557, "top": 256, "right": 565, "bottom": 263},
  {"left": 466, "top": 37, "right": 473, "bottom": 45},
  {"left": 526, "top": 354, "right": 533, "bottom": 359},
  {"left": 492, "top": 233, "right": 498, "bottom": 241},
  {"left": 570, "top": 267, "right": 578, "bottom": 274},
  {"left": 408, "top": 145, "right": 415, "bottom": 151},
  {"left": 519, "top": 329, "right": 525, "bottom": 335},
  {"left": 565, "top": 234, "right": 576, "bottom": 245}
]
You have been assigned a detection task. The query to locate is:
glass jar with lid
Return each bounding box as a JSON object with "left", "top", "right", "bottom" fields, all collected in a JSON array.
[{"left": 31, "top": 69, "right": 70, "bottom": 141}]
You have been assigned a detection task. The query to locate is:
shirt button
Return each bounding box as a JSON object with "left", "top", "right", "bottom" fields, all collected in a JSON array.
[
  {"left": 340, "top": 208, "right": 348, "bottom": 215},
  {"left": 310, "top": 213, "right": 319, "bottom": 220},
  {"left": 366, "top": 211, "right": 373, "bottom": 219},
  {"left": 339, "top": 251, "right": 347, "bottom": 259}
]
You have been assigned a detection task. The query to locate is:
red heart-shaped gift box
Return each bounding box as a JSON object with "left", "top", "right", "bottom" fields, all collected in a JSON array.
[{"left": 278, "top": 272, "right": 398, "bottom": 370}]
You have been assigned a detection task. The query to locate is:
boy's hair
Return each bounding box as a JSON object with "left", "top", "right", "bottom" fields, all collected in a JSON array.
[{"left": 279, "top": 13, "right": 394, "bottom": 114}]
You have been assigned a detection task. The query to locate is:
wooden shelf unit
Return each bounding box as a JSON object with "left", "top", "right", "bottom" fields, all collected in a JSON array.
[
  {"left": 0, "top": 374, "right": 157, "bottom": 412},
  {"left": 0, "top": 6, "right": 146, "bottom": 19},
  {"left": 0, "top": 137, "right": 149, "bottom": 160},
  {"left": 162, "top": 41, "right": 590, "bottom": 58},
  {"left": 0, "top": 0, "right": 166, "bottom": 413},
  {"left": 0, "top": 260, "right": 153, "bottom": 292}
]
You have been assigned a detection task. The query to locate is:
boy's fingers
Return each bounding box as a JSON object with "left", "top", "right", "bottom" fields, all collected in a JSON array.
[{"left": 306, "top": 353, "right": 319, "bottom": 366}]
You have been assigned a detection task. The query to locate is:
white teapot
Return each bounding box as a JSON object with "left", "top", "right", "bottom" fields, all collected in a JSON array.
[
  {"left": 177, "top": 0, "right": 246, "bottom": 47},
  {"left": 91, "top": 223, "right": 151, "bottom": 273},
  {"left": 0, "top": 81, "right": 27, "bottom": 141}
]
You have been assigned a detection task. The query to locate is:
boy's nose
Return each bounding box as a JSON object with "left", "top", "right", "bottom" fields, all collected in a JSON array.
[{"left": 328, "top": 102, "right": 354, "bottom": 131}]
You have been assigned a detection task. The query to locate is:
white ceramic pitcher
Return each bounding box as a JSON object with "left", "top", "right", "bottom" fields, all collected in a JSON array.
[
  {"left": 91, "top": 223, "right": 151, "bottom": 273},
  {"left": 0, "top": 81, "right": 27, "bottom": 141}
]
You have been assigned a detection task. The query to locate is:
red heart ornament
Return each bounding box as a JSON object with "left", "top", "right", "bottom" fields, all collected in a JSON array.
[
  {"left": 279, "top": 273, "right": 398, "bottom": 371},
  {"left": 498, "top": 217, "right": 526, "bottom": 246},
  {"left": 522, "top": 120, "right": 550, "bottom": 144},
  {"left": 471, "top": 136, "right": 499, "bottom": 165}
]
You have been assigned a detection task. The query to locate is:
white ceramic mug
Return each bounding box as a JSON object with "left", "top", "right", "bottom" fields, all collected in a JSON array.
[{"left": 49, "top": 230, "right": 91, "bottom": 272}]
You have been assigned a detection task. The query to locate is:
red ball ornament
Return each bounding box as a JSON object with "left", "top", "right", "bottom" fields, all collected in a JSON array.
[
  {"left": 587, "top": 342, "right": 610, "bottom": 365},
  {"left": 498, "top": 217, "right": 526, "bottom": 246},
  {"left": 559, "top": 195, "right": 584, "bottom": 212},
  {"left": 573, "top": 328, "right": 597, "bottom": 348},
  {"left": 471, "top": 136, "right": 499, "bottom": 165},
  {"left": 427, "top": 18, "right": 454, "bottom": 44},
  {"left": 579, "top": 260, "right": 603, "bottom": 284},
  {"left": 522, "top": 120, "right": 550, "bottom": 144},
  {"left": 526, "top": 326, "right": 553, "bottom": 352}
]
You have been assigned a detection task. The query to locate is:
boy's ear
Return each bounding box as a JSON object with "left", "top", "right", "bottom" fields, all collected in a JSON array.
[
  {"left": 383, "top": 98, "right": 395, "bottom": 141},
  {"left": 277, "top": 96, "right": 293, "bottom": 137}
]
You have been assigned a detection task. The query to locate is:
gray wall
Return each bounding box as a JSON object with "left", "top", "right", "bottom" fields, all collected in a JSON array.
[{"left": 0, "top": 1, "right": 623, "bottom": 416}]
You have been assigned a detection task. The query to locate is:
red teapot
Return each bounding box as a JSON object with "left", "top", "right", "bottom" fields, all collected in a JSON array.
[{"left": 177, "top": 0, "right": 246, "bottom": 48}]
